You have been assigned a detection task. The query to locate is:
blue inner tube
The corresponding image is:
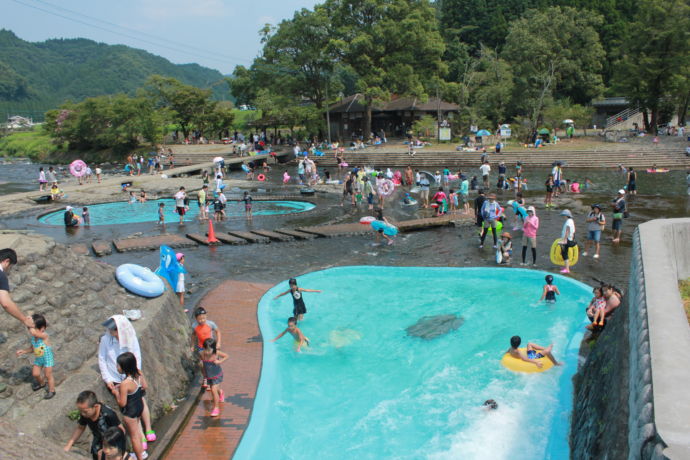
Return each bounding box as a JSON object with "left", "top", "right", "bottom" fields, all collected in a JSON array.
[
  {"left": 370, "top": 220, "right": 398, "bottom": 236},
  {"left": 116, "top": 263, "right": 165, "bottom": 298}
]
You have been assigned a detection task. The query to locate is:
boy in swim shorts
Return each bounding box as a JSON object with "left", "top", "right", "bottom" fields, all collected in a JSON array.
[
  {"left": 507, "top": 336, "right": 560, "bottom": 368},
  {"left": 271, "top": 317, "right": 310, "bottom": 352}
]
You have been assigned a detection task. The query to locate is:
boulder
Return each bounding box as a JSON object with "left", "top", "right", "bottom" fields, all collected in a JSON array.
[{"left": 405, "top": 314, "right": 464, "bottom": 340}]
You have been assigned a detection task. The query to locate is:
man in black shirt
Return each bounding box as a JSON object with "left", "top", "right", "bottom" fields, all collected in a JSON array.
[
  {"left": 474, "top": 190, "right": 486, "bottom": 227},
  {"left": 64, "top": 390, "right": 125, "bottom": 460},
  {"left": 0, "top": 248, "right": 32, "bottom": 327}
]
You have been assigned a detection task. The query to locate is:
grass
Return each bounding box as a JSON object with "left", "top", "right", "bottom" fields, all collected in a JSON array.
[
  {"left": 680, "top": 279, "right": 690, "bottom": 325},
  {"left": 0, "top": 129, "right": 61, "bottom": 161}
]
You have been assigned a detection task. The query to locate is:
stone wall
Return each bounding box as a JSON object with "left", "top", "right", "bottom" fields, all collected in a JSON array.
[{"left": 0, "top": 231, "right": 193, "bottom": 457}]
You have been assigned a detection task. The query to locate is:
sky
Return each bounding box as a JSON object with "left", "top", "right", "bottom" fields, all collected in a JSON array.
[{"left": 1, "top": 0, "right": 320, "bottom": 74}]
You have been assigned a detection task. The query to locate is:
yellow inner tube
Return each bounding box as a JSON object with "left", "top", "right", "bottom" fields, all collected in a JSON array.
[
  {"left": 549, "top": 238, "right": 579, "bottom": 267},
  {"left": 501, "top": 348, "right": 554, "bottom": 373}
]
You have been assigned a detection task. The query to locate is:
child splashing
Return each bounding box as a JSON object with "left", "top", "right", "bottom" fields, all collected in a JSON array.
[
  {"left": 274, "top": 278, "right": 322, "bottom": 322},
  {"left": 272, "top": 317, "right": 310, "bottom": 352}
]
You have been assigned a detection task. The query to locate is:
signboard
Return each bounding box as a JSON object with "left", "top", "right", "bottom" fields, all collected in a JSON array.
[
  {"left": 500, "top": 126, "right": 512, "bottom": 138},
  {"left": 439, "top": 127, "right": 451, "bottom": 141}
]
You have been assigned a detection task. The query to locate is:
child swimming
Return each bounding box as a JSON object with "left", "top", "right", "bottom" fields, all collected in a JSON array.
[
  {"left": 274, "top": 278, "right": 322, "bottom": 322},
  {"left": 540, "top": 275, "right": 560, "bottom": 303},
  {"left": 507, "top": 336, "right": 561, "bottom": 368},
  {"left": 271, "top": 317, "right": 310, "bottom": 352}
]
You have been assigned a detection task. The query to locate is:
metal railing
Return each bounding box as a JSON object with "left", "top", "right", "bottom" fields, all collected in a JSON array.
[{"left": 606, "top": 107, "right": 641, "bottom": 129}]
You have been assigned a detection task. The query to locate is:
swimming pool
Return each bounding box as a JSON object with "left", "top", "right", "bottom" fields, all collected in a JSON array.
[
  {"left": 37, "top": 199, "right": 315, "bottom": 225},
  {"left": 235, "top": 266, "right": 591, "bottom": 460}
]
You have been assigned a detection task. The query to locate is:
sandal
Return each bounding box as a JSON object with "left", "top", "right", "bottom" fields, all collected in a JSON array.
[{"left": 210, "top": 407, "right": 220, "bottom": 417}]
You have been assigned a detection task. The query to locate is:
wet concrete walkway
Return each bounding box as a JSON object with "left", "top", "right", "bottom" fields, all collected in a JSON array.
[{"left": 163, "top": 280, "right": 270, "bottom": 460}]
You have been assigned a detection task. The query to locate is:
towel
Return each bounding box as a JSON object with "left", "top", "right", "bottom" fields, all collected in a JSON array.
[{"left": 112, "top": 314, "right": 137, "bottom": 351}]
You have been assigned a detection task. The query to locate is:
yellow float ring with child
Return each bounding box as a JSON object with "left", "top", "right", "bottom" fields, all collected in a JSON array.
[
  {"left": 549, "top": 238, "right": 579, "bottom": 266},
  {"left": 501, "top": 348, "right": 554, "bottom": 373}
]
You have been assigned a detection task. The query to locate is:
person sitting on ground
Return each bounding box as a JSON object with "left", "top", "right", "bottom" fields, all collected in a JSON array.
[
  {"left": 499, "top": 232, "right": 512, "bottom": 264},
  {"left": 586, "top": 286, "right": 607, "bottom": 327},
  {"left": 586, "top": 284, "right": 622, "bottom": 331},
  {"left": 64, "top": 206, "right": 80, "bottom": 227},
  {"left": 50, "top": 182, "right": 64, "bottom": 201},
  {"left": 507, "top": 336, "right": 561, "bottom": 368},
  {"left": 540, "top": 274, "right": 560, "bottom": 303},
  {"left": 63, "top": 390, "right": 126, "bottom": 460}
]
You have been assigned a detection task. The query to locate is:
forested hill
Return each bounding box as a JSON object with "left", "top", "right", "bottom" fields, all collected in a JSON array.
[{"left": 0, "top": 29, "right": 228, "bottom": 120}]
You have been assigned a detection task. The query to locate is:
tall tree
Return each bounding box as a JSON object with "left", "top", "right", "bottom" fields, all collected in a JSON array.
[
  {"left": 503, "top": 6, "right": 605, "bottom": 130},
  {"left": 614, "top": 0, "right": 690, "bottom": 131},
  {"left": 324, "top": 0, "right": 446, "bottom": 136}
]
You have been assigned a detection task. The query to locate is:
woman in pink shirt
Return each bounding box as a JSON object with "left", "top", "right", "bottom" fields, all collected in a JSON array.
[{"left": 521, "top": 206, "right": 539, "bottom": 266}]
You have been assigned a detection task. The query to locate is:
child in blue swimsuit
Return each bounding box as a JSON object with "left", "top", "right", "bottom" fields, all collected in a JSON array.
[{"left": 16, "top": 313, "right": 56, "bottom": 399}]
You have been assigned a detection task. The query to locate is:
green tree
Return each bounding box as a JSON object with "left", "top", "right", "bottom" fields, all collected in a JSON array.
[
  {"left": 144, "top": 75, "right": 215, "bottom": 139},
  {"left": 614, "top": 0, "right": 690, "bottom": 131},
  {"left": 324, "top": 0, "right": 447, "bottom": 136},
  {"left": 473, "top": 47, "right": 514, "bottom": 127},
  {"left": 503, "top": 6, "right": 605, "bottom": 131}
]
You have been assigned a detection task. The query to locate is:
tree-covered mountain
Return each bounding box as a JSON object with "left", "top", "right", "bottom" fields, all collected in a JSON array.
[{"left": 0, "top": 29, "right": 229, "bottom": 120}]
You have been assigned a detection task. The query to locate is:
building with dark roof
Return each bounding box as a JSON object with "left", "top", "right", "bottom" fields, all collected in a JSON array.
[{"left": 328, "top": 94, "right": 459, "bottom": 140}]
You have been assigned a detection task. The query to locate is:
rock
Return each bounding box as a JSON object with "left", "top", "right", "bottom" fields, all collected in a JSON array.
[{"left": 405, "top": 314, "right": 464, "bottom": 340}]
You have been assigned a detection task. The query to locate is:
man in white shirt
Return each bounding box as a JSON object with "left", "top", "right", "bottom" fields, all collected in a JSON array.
[
  {"left": 174, "top": 186, "right": 187, "bottom": 224},
  {"left": 479, "top": 161, "right": 491, "bottom": 189},
  {"left": 559, "top": 209, "right": 577, "bottom": 274}
]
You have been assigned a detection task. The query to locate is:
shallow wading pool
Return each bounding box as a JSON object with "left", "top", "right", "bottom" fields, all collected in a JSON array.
[
  {"left": 235, "top": 266, "right": 591, "bottom": 460},
  {"left": 37, "top": 199, "right": 315, "bottom": 225}
]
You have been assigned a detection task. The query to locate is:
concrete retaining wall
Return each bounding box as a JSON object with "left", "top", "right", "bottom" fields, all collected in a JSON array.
[{"left": 629, "top": 219, "right": 690, "bottom": 459}]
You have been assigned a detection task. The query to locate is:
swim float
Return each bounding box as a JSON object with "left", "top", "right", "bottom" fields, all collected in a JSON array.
[
  {"left": 501, "top": 348, "right": 554, "bottom": 373},
  {"left": 70, "top": 159, "right": 87, "bottom": 177},
  {"left": 360, "top": 216, "right": 376, "bottom": 224},
  {"left": 370, "top": 220, "right": 398, "bottom": 236},
  {"left": 241, "top": 164, "right": 251, "bottom": 173},
  {"left": 478, "top": 220, "right": 504, "bottom": 236},
  {"left": 549, "top": 238, "right": 579, "bottom": 266},
  {"left": 646, "top": 168, "right": 669, "bottom": 173},
  {"left": 116, "top": 264, "right": 165, "bottom": 298},
  {"left": 257, "top": 174, "right": 266, "bottom": 181}
]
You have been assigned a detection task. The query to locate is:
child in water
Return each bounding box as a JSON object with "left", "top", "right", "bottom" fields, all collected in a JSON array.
[
  {"left": 157, "top": 202, "right": 165, "bottom": 225},
  {"left": 199, "top": 338, "right": 228, "bottom": 417},
  {"left": 15, "top": 313, "right": 56, "bottom": 399},
  {"left": 272, "top": 317, "right": 310, "bottom": 352},
  {"left": 540, "top": 275, "right": 560, "bottom": 303},
  {"left": 274, "top": 278, "right": 322, "bottom": 322},
  {"left": 128, "top": 191, "right": 136, "bottom": 204},
  {"left": 507, "top": 335, "right": 560, "bottom": 368},
  {"left": 82, "top": 207, "right": 90, "bottom": 226}
]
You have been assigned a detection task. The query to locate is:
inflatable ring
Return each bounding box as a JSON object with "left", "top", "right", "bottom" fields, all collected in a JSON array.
[
  {"left": 257, "top": 174, "right": 266, "bottom": 181},
  {"left": 70, "top": 159, "right": 87, "bottom": 177},
  {"left": 501, "top": 348, "right": 554, "bottom": 373},
  {"left": 241, "top": 164, "right": 250, "bottom": 173},
  {"left": 549, "top": 238, "right": 579, "bottom": 267},
  {"left": 360, "top": 216, "right": 375, "bottom": 224},
  {"left": 478, "top": 220, "right": 503, "bottom": 236},
  {"left": 370, "top": 220, "right": 398, "bottom": 236},
  {"left": 116, "top": 263, "right": 165, "bottom": 298},
  {"left": 380, "top": 181, "right": 395, "bottom": 197}
]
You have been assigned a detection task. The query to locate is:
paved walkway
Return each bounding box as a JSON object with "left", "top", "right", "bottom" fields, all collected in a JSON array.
[{"left": 164, "top": 280, "right": 270, "bottom": 460}]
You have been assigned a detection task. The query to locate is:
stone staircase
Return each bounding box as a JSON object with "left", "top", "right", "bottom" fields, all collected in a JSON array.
[{"left": 312, "top": 147, "right": 689, "bottom": 169}]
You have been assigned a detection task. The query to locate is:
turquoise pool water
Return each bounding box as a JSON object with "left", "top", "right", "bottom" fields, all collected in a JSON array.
[
  {"left": 37, "top": 199, "right": 315, "bottom": 225},
  {"left": 236, "top": 266, "right": 591, "bottom": 460}
]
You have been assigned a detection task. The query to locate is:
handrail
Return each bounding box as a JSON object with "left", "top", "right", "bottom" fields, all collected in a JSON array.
[{"left": 606, "top": 107, "right": 640, "bottom": 129}]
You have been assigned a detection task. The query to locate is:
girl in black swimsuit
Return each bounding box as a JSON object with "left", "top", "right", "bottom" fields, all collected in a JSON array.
[
  {"left": 112, "top": 352, "right": 147, "bottom": 460},
  {"left": 274, "top": 278, "right": 323, "bottom": 322}
]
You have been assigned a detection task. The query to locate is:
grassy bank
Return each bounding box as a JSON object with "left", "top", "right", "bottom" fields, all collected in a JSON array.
[
  {"left": 681, "top": 279, "right": 690, "bottom": 325},
  {"left": 0, "top": 130, "right": 60, "bottom": 161}
]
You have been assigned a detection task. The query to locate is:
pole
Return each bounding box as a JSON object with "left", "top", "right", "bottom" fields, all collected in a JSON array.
[
  {"left": 436, "top": 86, "right": 442, "bottom": 140},
  {"left": 326, "top": 84, "right": 332, "bottom": 145}
]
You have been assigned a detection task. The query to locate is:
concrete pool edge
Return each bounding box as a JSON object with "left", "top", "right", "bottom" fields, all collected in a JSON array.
[{"left": 235, "top": 266, "right": 595, "bottom": 460}]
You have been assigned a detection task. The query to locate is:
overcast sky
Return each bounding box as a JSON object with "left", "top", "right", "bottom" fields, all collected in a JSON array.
[{"left": 2, "top": 0, "right": 320, "bottom": 74}]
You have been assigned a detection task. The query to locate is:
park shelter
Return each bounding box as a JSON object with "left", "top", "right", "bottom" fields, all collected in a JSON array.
[{"left": 327, "top": 94, "right": 459, "bottom": 140}]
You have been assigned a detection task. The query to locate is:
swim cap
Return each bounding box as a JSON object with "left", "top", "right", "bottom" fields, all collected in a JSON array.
[{"left": 545, "top": 275, "right": 554, "bottom": 284}]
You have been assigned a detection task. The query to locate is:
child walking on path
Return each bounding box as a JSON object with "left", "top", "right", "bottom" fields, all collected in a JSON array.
[
  {"left": 272, "top": 317, "right": 310, "bottom": 352},
  {"left": 16, "top": 313, "right": 56, "bottom": 399},
  {"left": 540, "top": 275, "right": 560, "bottom": 303},
  {"left": 274, "top": 278, "right": 321, "bottom": 322},
  {"left": 111, "top": 352, "right": 147, "bottom": 460},
  {"left": 199, "top": 338, "right": 228, "bottom": 417}
]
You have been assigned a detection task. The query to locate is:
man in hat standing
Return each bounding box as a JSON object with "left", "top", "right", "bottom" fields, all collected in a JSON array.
[
  {"left": 559, "top": 209, "right": 577, "bottom": 274},
  {"left": 583, "top": 204, "right": 606, "bottom": 259}
]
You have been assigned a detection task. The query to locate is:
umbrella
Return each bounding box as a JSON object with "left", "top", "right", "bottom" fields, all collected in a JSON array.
[
  {"left": 475, "top": 129, "right": 491, "bottom": 136},
  {"left": 562, "top": 119, "right": 574, "bottom": 124},
  {"left": 213, "top": 156, "right": 224, "bottom": 163},
  {"left": 538, "top": 128, "right": 551, "bottom": 135}
]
